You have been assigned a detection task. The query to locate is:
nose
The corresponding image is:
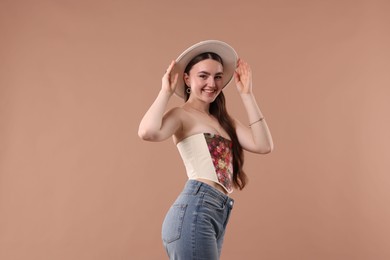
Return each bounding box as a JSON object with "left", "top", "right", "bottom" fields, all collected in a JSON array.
[{"left": 207, "top": 77, "right": 216, "bottom": 87}]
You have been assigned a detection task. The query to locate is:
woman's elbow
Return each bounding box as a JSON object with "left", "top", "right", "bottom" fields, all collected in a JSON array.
[
  {"left": 264, "top": 145, "right": 274, "bottom": 154},
  {"left": 255, "top": 143, "right": 274, "bottom": 154},
  {"left": 265, "top": 142, "right": 274, "bottom": 153},
  {"left": 138, "top": 128, "right": 156, "bottom": 141}
]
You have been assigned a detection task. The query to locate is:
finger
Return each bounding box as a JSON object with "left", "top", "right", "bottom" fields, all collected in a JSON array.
[
  {"left": 235, "top": 61, "right": 242, "bottom": 73},
  {"left": 239, "top": 61, "right": 250, "bottom": 76},
  {"left": 166, "top": 60, "right": 176, "bottom": 73},
  {"left": 172, "top": 73, "right": 179, "bottom": 86},
  {"left": 234, "top": 71, "right": 240, "bottom": 84}
]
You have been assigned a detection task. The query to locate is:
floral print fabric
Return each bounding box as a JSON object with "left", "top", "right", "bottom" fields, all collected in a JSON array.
[{"left": 204, "top": 133, "right": 234, "bottom": 193}]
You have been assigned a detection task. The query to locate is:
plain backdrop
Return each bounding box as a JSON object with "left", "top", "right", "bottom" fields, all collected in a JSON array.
[{"left": 1, "top": 0, "right": 390, "bottom": 259}]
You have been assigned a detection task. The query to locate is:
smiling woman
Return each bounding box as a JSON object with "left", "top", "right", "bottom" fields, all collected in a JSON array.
[{"left": 138, "top": 40, "right": 273, "bottom": 259}]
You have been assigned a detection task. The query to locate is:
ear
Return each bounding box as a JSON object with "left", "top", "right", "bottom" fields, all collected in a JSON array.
[{"left": 184, "top": 73, "right": 190, "bottom": 86}]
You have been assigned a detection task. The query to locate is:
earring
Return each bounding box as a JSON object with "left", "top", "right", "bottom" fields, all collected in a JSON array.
[{"left": 186, "top": 87, "right": 191, "bottom": 94}]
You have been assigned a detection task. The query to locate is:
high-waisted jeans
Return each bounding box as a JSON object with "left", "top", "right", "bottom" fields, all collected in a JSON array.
[{"left": 162, "top": 180, "right": 234, "bottom": 260}]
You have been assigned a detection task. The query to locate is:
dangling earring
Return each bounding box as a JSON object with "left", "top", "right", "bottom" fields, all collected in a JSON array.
[{"left": 186, "top": 87, "right": 191, "bottom": 94}]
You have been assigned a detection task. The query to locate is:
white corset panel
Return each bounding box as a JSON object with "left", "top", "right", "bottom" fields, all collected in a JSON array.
[{"left": 176, "top": 133, "right": 234, "bottom": 193}]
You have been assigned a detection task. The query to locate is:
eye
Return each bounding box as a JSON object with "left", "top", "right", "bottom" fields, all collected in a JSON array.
[
  {"left": 215, "top": 75, "right": 223, "bottom": 80},
  {"left": 199, "top": 74, "right": 207, "bottom": 79}
]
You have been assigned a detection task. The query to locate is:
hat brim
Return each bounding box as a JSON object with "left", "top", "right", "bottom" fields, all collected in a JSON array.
[{"left": 172, "top": 40, "right": 238, "bottom": 99}]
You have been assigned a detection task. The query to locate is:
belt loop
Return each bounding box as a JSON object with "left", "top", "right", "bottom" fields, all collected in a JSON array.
[{"left": 195, "top": 181, "right": 203, "bottom": 195}]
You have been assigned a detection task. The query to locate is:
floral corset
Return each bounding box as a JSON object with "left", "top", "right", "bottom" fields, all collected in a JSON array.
[{"left": 176, "top": 133, "right": 234, "bottom": 193}]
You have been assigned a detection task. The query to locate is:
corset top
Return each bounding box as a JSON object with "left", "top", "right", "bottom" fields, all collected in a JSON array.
[{"left": 176, "top": 133, "right": 234, "bottom": 193}]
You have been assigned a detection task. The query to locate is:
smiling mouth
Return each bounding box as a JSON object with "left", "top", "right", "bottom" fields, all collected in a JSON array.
[{"left": 202, "top": 88, "right": 217, "bottom": 93}]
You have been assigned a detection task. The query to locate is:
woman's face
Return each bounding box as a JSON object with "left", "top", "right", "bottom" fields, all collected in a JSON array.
[{"left": 184, "top": 59, "right": 224, "bottom": 103}]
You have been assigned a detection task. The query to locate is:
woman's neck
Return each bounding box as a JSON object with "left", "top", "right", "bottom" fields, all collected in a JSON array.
[{"left": 184, "top": 100, "right": 210, "bottom": 114}]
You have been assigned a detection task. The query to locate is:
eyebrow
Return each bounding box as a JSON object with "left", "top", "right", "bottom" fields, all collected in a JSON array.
[{"left": 197, "top": 71, "right": 224, "bottom": 75}]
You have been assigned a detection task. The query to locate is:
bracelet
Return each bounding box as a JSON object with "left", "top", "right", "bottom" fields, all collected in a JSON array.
[{"left": 249, "top": 117, "right": 265, "bottom": 127}]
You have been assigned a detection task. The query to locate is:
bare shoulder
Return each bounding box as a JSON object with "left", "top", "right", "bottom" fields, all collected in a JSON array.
[
  {"left": 162, "top": 107, "right": 187, "bottom": 138},
  {"left": 168, "top": 107, "right": 198, "bottom": 143}
]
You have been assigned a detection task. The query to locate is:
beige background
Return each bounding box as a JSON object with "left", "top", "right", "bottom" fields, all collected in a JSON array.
[{"left": 1, "top": 0, "right": 389, "bottom": 259}]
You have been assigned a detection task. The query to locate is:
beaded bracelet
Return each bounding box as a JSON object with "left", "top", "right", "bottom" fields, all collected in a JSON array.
[{"left": 249, "top": 117, "right": 265, "bottom": 127}]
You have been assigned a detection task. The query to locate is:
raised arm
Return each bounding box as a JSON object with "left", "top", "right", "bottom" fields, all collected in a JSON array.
[
  {"left": 138, "top": 61, "right": 182, "bottom": 142},
  {"left": 234, "top": 59, "right": 274, "bottom": 154}
]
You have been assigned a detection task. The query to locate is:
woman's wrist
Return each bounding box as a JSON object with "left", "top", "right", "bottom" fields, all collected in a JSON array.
[
  {"left": 159, "top": 89, "right": 174, "bottom": 98},
  {"left": 249, "top": 117, "right": 265, "bottom": 127},
  {"left": 240, "top": 92, "right": 256, "bottom": 101}
]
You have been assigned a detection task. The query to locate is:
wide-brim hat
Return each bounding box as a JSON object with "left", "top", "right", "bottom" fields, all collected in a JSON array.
[{"left": 172, "top": 40, "right": 238, "bottom": 99}]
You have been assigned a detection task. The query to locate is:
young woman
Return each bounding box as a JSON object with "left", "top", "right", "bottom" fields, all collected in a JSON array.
[{"left": 138, "top": 40, "right": 273, "bottom": 260}]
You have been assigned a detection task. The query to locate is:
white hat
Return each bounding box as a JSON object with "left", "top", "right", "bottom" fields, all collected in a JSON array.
[{"left": 172, "top": 40, "right": 238, "bottom": 99}]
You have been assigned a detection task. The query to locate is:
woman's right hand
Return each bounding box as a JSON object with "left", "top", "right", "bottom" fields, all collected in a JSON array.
[{"left": 161, "top": 60, "right": 179, "bottom": 96}]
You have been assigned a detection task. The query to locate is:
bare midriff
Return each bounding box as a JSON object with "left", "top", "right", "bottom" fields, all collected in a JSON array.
[{"left": 196, "top": 178, "right": 228, "bottom": 195}]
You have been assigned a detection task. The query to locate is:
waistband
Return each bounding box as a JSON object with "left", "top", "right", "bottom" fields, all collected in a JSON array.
[{"left": 183, "top": 180, "right": 234, "bottom": 208}]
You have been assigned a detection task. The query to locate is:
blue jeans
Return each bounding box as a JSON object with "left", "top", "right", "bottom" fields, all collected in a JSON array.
[{"left": 162, "top": 180, "right": 234, "bottom": 260}]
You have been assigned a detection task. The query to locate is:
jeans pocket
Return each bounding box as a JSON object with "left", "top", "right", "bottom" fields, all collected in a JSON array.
[{"left": 162, "top": 204, "right": 187, "bottom": 244}]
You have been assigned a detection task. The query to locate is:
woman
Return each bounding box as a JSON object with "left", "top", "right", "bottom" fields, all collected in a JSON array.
[{"left": 138, "top": 40, "right": 273, "bottom": 260}]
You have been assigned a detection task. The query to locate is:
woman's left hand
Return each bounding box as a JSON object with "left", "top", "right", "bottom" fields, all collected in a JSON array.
[{"left": 234, "top": 59, "right": 253, "bottom": 95}]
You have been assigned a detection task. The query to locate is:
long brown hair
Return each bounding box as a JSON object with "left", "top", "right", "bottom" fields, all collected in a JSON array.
[{"left": 184, "top": 52, "right": 247, "bottom": 190}]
